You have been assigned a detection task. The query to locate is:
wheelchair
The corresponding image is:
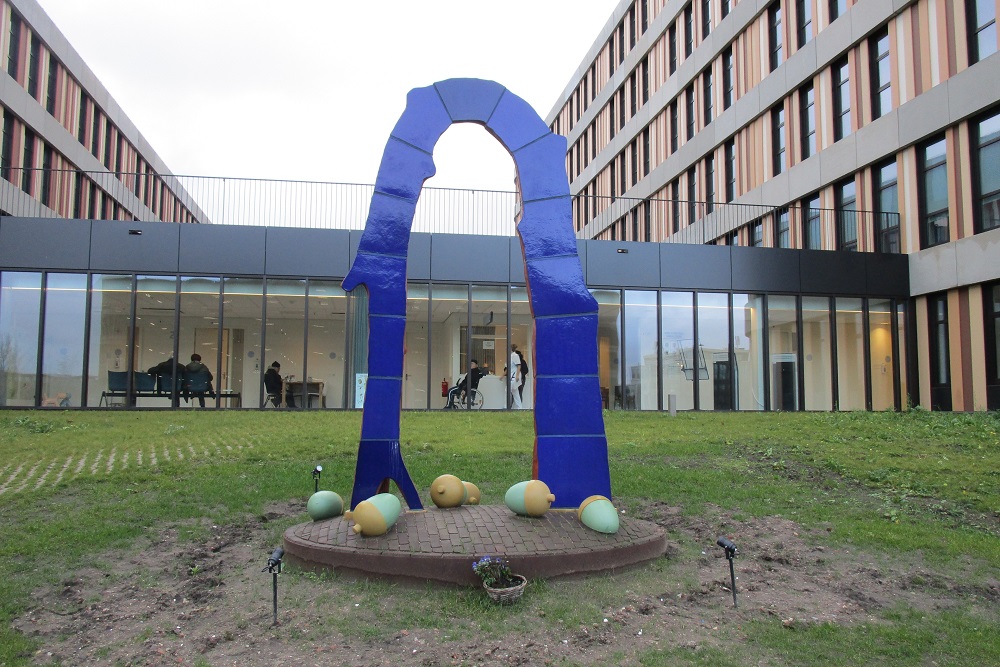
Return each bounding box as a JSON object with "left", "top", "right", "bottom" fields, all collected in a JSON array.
[{"left": 449, "top": 387, "right": 483, "bottom": 410}]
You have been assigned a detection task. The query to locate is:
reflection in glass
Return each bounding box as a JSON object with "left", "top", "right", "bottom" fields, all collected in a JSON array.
[
  {"left": 429, "top": 283, "right": 468, "bottom": 408},
  {"left": 733, "top": 293, "right": 765, "bottom": 410},
  {"left": 869, "top": 299, "right": 895, "bottom": 411},
  {"left": 661, "top": 291, "right": 695, "bottom": 410},
  {"left": 836, "top": 298, "right": 866, "bottom": 410},
  {"left": 768, "top": 295, "right": 798, "bottom": 410},
  {"left": 42, "top": 274, "right": 87, "bottom": 407},
  {"left": 0, "top": 272, "right": 41, "bottom": 406},
  {"left": 624, "top": 290, "right": 658, "bottom": 410},
  {"left": 896, "top": 302, "right": 908, "bottom": 408},
  {"left": 472, "top": 285, "right": 511, "bottom": 409},
  {"left": 592, "top": 289, "right": 622, "bottom": 410},
  {"left": 307, "top": 281, "right": 347, "bottom": 409},
  {"left": 697, "top": 293, "right": 729, "bottom": 410},
  {"left": 801, "top": 297, "right": 832, "bottom": 410},
  {"left": 136, "top": 275, "right": 179, "bottom": 405},
  {"left": 223, "top": 278, "right": 263, "bottom": 408},
  {"left": 403, "top": 283, "right": 429, "bottom": 409},
  {"left": 88, "top": 274, "right": 132, "bottom": 407},
  {"left": 509, "top": 287, "right": 532, "bottom": 410},
  {"left": 179, "top": 277, "right": 221, "bottom": 407},
  {"left": 266, "top": 279, "right": 306, "bottom": 407}
]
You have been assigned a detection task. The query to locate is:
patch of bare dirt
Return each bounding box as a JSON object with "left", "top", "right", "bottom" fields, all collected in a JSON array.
[{"left": 13, "top": 500, "right": 998, "bottom": 666}]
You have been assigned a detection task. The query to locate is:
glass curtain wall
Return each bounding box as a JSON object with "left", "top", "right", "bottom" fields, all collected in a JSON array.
[
  {"left": 87, "top": 274, "right": 132, "bottom": 407},
  {"left": 306, "top": 281, "right": 348, "bottom": 409},
  {"left": 472, "top": 285, "right": 510, "bottom": 409},
  {"left": 403, "top": 283, "right": 430, "bottom": 409},
  {"left": 624, "top": 290, "right": 658, "bottom": 410},
  {"left": 801, "top": 296, "right": 833, "bottom": 410},
  {"left": 179, "top": 277, "right": 221, "bottom": 407},
  {"left": 223, "top": 278, "right": 263, "bottom": 408},
  {"left": 836, "top": 297, "right": 866, "bottom": 410},
  {"left": 661, "top": 291, "right": 695, "bottom": 410},
  {"left": 0, "top": 272, "right": 42, "bottom": 406},
  {"left": 509, "top": 287, "right": 532, "bottom": 409},
  {"left": 265, "top": 279, "right": 306, "bottom": 407},
  {"left": 429, "top": 283, "right": 468, "bottom": 409},
  {"left": 733, "top": 293, "right": 765, "bottom": 410},
  {"left": 869, "top": 298, "right": 895, "bottom": 410},
  {"left": 896, "top": 301, "right": 909, "bottom": 409},
  {"left": 41, "top": 273, "right": 87, "bottom": 407},
  {"left": 593, "top": 289, "right": 622, "bottom": 409},
  {"left": 697, "top": 293, "right": 730, "bottom": 410},
  {"left": 135, "top": 275, "right": 179, "bottom": 406},
  {"left": 768, "top": 295, "right": 798, "bottom": 411}
]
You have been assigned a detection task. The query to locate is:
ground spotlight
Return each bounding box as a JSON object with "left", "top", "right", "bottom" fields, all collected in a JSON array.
[
  {"left": 262, "top": 546, "right": 284, "bottom": 625},
  {"left": 311, "top": 465, "right": 323, "bottom": 493},
  {"left": 717, "top": 536, "right": 739, "bottom": 609}
]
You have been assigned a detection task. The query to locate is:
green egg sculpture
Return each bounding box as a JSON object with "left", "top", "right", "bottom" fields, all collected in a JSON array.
[
  {"left": 578, "top": 495, "right": 620, "bottom": 534},
  {"left": 307, "top": 490, "right": 345, "bottom": 521},
  {"left": 505, "top": 480, "right": 555, "bottom": 517}
]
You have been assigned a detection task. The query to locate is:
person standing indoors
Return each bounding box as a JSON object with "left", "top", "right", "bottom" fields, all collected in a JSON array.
[
  {"left": 509, "top": 343, "right": 522, "bottom": 409},
  {"left": 514, "top": 344, "right": 528, "bottom": 402}
]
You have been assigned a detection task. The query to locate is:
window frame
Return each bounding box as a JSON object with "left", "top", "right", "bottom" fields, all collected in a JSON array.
[
  {"left": 973, "top": 107, "right": 1000, "bottom": 234},
  {"left": 832, "top": 57, "right": 852, "bottom": 142},
  {"left": 919, "top": 135, "right": 950, "bottom": 249},
  {"left": 768, "top": 2, "right": 783, "bottom": 72},
  {"left": 870, "top": 28, "right": 892, "bottom": 120}
]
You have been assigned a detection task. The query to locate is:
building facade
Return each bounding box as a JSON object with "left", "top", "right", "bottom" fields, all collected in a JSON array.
[{"left": 546, "top": 0, "right": 1000, "bottom": 410}]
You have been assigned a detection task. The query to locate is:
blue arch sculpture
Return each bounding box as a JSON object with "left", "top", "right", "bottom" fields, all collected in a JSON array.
[{"left": 344, "top": 78, "right": 611, "bottom": 510}]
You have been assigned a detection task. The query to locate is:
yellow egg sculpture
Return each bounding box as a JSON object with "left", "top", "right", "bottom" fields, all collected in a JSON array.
[
  {"left": 462, "top": 481, "right": 481, "bottom": 505},
  {"left": 343, "top": 493, "right": 402, "bottom": 536},
  {"left": 505, "top": 480, "right": 555, "bottom": 517},
  {"left": 430, "top": 474, "right": 467, "bottom": 508},
  {"left": 577, "top": 495, "right": 620, "bottom": 534}
]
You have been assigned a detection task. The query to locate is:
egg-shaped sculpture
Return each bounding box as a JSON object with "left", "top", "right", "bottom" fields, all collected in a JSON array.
[
  {"left": 462, "top": 481, "right": 481, "bottom": 505},
  {"left": 504, "top": 480, "right": 555, "bottom": 517},
  {"left": 344, "top": 493, "right": 402, "bottom": 536},
  {"left": 577, "top": 495, "right": 620, "bottom": 534},
  {"left": 430, "top": 474, "right": 467, "bottom": 508},
  {"left": 306, "top": 490, "right": 345, "bottom": 521}
]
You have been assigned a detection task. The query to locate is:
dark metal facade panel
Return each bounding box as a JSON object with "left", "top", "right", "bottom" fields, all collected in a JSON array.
[
  {"left": 660, "top": 244, "right": 733, "bottom": 291},
  {"left": 0, "top": 217, "right": 91, "bottom": 270},
  {"left": 179, "top": 224, "right": 265, "bottom": 275},
  {"left": 508, "top": 237, "right": 526, "bottom": 284},
  {"left": 798, "top": 249, "right": 868, "bottom": 295},
  {"left": 865, "top": 252, "right": 909, "bottom": 296},
  {"left": 90, "top": 219, "right": 180, "bottom": 273},
  {"left": 430, "top": 234, "right": 510, "bottom": 283},
  {"left": 407, "top": 233, "right": 431, "bottom": 280},
  {"left": 731, "top": 247, "right": 802, "bottom": 293},
  {"left": 265, "top": 227, "right": 351, "bottom": 278},
  {"left": 585, "top": 240, "right": 660, "bottom": 287}
]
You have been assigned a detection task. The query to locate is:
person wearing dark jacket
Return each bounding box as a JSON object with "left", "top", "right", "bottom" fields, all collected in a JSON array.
[
  {"left": 264, "top": 361, "right": 296, "bottom": 407},
  {"left": 444, "top": 360, "right": 486, "bottom": 408},
  {"left": 185, "top": 353, "right": 214, "bottom": 407}
]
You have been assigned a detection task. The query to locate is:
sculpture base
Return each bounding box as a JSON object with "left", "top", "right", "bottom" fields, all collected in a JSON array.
[{"left": 283, "top": 504, "right": 666, "bottom": 586}]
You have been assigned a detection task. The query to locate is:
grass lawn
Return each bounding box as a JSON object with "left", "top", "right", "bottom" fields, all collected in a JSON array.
[{"left": 0, "top": 409, "right": 997, "bottom": 665}]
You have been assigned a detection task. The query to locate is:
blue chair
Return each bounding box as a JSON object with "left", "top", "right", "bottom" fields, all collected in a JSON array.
[
  {"left": 157, "top": 372, "right": 185, "bottom": 395},
  {"left": 134, "top": 372, "right": 156, "bottom": 393},
  {"left": 101, "top": 371, "right": 129, "bottom": 406},
  {"left": 185, "top": 369, "right": 214, "bottom": 407}
]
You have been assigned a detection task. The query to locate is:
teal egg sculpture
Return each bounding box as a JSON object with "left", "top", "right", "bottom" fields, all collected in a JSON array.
[
  {"left": 577, "top": 495, "right": 620, "bottom": 534},
  {"left": 505, "top": 480, "right": 555, "bottom": 517},
  {"left": 307, "top": 490, "right": 344, "bottom": 521}
]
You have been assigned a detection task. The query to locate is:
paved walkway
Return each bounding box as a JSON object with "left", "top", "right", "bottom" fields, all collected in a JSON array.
[{"left": 284, "top": 504, "right": 666, "bottom": 585}]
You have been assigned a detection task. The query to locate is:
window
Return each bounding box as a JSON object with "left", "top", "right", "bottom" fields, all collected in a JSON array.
[
  {"left": 684, "top": 4, "right": 694, "bottom": 57},
  {"left": 1, "top": 115, "right": 12, "bottom": 182},
  {"left": 725, "top": 139, "right": 736, "bottom": 202},
  {"left": 974, "top": 109, "right": 1000, "bottom": 233},
  {"left": 609, "top": 96, "right": 617, "bottom": 140},
  {"left": 669, "top": 23, "right": 678, "bottom": 74},
  {"left": 610, "top": 161, "right": 617, "bottom": 200},
  {"left": 874, "top": 159, "right": 900, "bottom": 252},
  {"left": 608, "top": 35, "right": 616, "bottom": 77},
  {"left": 642, "top": 126, "right": 650, "bottom": 176},
  {"left": 41, "top": 145, "right": 53, "bottom": 208},
  {"left": 91, "top": 110, "right": 100, "bottom": 159},
  {"left": 870, "top": 28, "right": 892, "bottom": 120},
  {"left": 21, "top": 128, "right": 35, "bottom": 195},
  {"left": 671, "top": 179, "right": 681, "bottom": 233},
  {"left": 724, "top": 229, "right": 739, "bottom": 245},
  {"left": 702, "top": 0, "right": 712, "bottom": 39},
  {"left": 802, "top": 194, "right": 822, "bottom": 249},
  {"left": 77, "top": 93, "right": 87, "bottom": 144},
  {"left": 751, "top": 219, "right": 764, "bottom": 246},
  {"left": 774, "top": 207, "right": 791, "bottom": 248},
  {"left": 832, "top": 57, "right": 851, "bottom": 141},
  {"left": 629, "top": 6, "right": 637, "bottom": 48},
  {"left": 771, "top": 105, "right": 786, "bottom": 175},
  {"left": 7, "top": 13, "right": 21, "bottom": 79},
  {"left": 641, "top": 57, "right": 649, "bottom": 104},
  {"left": 687, "top": 166, "right": 698, "bottom": 224},
  {"left": 643, "top": 200, "right": 651, "bottom": 240},
  {"left": 103, "top": 119, "right": 113, "bottom": 168},
  {"left": 722, "top": 47, "right": 734, "bottom": 109},
  {"left": 46, "top": 60, "right": 57, "bottom": 115},
  {"left": 928, "top": 293, "right": 952, "bottom": 411},
  {"left": 630, "top": 74, "right": 637, "bottom": 117},
  {"left": 685, "top": 85, "right": 695, "bottom": 140},
  {"left": 619, "top": 89, "right": 626, "bottom": 129},
  {"left": 670, "top": 100, "right": 679, "bottom": 153},
  {"left": 641, "top": 0, "right": 649, "bottom": 32},
  {"left": 705, "top": 154, "right": 715, "bottom": 214},
  {"left": 702, "top": 69, "right": 713, "bottom": 125},
  {"left": 969, "top": 0, "right": 998, "bottom": 64},
  {"left": 630, "top": 139, "right": 639, "bottom": 186},
  {"left": 920, "top": 136, "right": 949, "bottom": 248},
  {"left": 829, "top": 0, "right": 847, "bottom": 22},
  {"left": 721, "top": 0, "right": 732, "bottom": 20},
  {"left": 796, "top": 0, "right": 813, "bottom": 47},
  {"left": 769, "top": 2, "right": 783, "bottom": 72},
  {"left": 836, "top": 177, "right": 857, "bottom": 250},
  {"left": 619, "top": 22, "right": 626, "bottom": 63},
  {"left": 27, "top": 34, "right": 40, "bottom": 98},
  {"left": 800, "top": 83, "right": 816, "bottom": 159}
]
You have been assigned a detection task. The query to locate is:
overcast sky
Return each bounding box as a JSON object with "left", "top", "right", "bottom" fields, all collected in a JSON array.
[{"left": 35, "top": 0, "right": 616, "bottom": 192}]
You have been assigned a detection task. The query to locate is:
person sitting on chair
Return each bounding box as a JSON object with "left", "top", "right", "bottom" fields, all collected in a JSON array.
[
  {"left": 264, "top": 361, "right": 296, "bottom": 408},
  {"left": 444, "top": 360, "right": 486, "bottom": 408},
  {"left": 185, "top": 353, "right": 214, "bottom": 408}
]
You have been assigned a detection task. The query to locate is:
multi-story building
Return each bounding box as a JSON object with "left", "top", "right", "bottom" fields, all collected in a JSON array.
[
  {"left": 0, "top": 0, "right": 202, "bottom": 222},
  {"left": 546, "top": 0, "right": 1000, "bottom": 411}
]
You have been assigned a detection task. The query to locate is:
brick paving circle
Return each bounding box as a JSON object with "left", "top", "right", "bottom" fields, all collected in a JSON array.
[{"left": 283, "top": 504, "right": 666, "bottom": 586}]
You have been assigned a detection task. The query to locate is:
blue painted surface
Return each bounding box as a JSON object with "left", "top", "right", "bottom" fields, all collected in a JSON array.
[{"left": 345, "top": 78, "right": 612, "bottom": 510}]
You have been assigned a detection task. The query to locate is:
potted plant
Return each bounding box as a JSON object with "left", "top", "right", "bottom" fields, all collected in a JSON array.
[{"left": 472, "top": 555, "right": 526, "bottom": 604}]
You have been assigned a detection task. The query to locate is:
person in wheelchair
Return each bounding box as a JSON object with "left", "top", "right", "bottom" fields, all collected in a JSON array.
[{"left": 444, "top": 359, "right": 486, "bottom": 408}]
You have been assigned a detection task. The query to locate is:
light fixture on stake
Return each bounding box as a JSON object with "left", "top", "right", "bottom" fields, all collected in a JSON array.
[
  {"left": 717, "top": 536, "right": 739, "bottom": 609},
  {"left": 311, "top": 465, "right": 323, "bottom": 493},
  {"left": 262, "top": 546, "right": 284, "bottom": 625}
]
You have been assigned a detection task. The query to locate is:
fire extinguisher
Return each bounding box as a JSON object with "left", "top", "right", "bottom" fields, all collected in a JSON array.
[{"left": 441, "top": 378, "right": 449, "bottom": 397}]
